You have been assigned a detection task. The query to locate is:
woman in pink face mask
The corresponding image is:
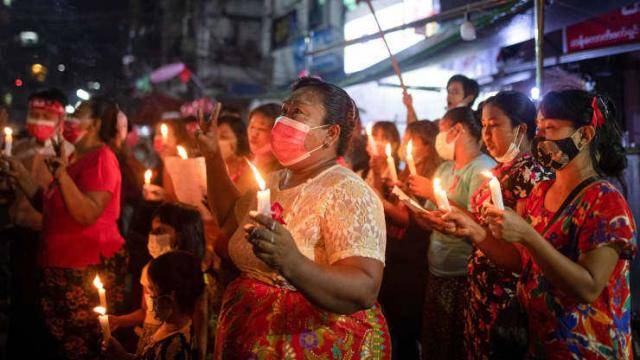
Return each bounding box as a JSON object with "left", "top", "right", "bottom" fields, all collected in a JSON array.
[
  {"left": 196, "top": 77, "right": 391, "bottom": 359},
  {"left": 4, "top": 96, "right": 128, "bottom": 360}
]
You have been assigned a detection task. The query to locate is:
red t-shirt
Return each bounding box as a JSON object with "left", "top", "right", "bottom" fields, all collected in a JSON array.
[{"left": 41, "top": 145, "right": 124, "bottom": 268}]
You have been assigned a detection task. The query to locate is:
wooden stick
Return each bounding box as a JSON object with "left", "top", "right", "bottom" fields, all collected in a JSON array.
[{"left": 364, "top": 0, "right": 406, "bottom": 91}]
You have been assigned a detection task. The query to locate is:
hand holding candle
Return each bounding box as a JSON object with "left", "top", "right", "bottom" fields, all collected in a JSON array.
[
  {"left": 385, "top": 143, "right": 398, "bottom": 183},
  {"left": 3, "top": 127, "right": 12, "bottom": 157},
  {"left": 93, "top": 275, "right": 107, "bottom": 310},
  {"left": 247, "top": 159, "right": 271, "bottom": 216},
  {"left": 406, "top": 140, "right": 417, "bottom": 176},
  {"left": 433, "top": 178, "right": 451, "bottom": 212},
  {"left": 93, "top": 306, "right": 111, "bottom": 342},
  {"left": 482, "top": 171, "right": 504, "bottom": 210}
]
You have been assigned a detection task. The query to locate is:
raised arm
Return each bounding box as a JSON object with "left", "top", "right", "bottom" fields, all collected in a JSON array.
[{"left": 195, "top": 106, "right": 242, "bottom": 238}]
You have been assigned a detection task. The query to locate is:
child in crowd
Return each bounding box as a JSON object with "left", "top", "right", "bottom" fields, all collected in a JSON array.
[{"left": 104, "top": 250, "right": 205, "bottom": 359}]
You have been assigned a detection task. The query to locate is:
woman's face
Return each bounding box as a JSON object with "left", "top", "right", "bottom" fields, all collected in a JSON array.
[
  {"left": 446, "top": 81, "right": 465, "bottom": 109},
  {"left": 217, "top": 123, "right": 238, "bottom": 160},
  {"left": 372, "top": 128, "right": 397, "bottom": 156},
  {"left": 279, "top": 88, "right": 338, "bottom": 169},
  {"left": 481, "top": 103, "right": 522, "bottom": 159},
  {"left": 536, "top": 116, "right": 577, "bottom": 141},
  {"left": 69, "top": 104, "right": 98, "bottom": 143},
  {"left": 247, "top": 113, "right": 273, "bottom": 154},
  {"left": 401, "top": 132, "right": 429, "bottom": 161}
]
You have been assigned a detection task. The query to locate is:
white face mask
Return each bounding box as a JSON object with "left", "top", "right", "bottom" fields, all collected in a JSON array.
[
  {"left": 494, "top": 126, "right": 524, "bottom": 164},
  {"left": 435, "top": 129, "right": 457, "bottom": 161},
  {"left": 147, "top": 234, "right": 173, "bottom": 259}
]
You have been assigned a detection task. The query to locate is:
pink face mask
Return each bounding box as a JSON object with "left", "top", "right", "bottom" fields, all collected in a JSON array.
[
  {"left": 270, "top": 116, "right": 331, "bottom": 166},
  {"left": 62, "top": 118, "right": 88, "bottom": 144},
  {"left": 26, "top": 118, "right": 58, "bottom": 142}
]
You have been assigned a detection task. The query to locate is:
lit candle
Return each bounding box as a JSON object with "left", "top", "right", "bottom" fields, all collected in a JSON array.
[
  {"left": 3, "top": 127, "right": 12, "bottom": 156},
  {"left": 144, "top": 169, "right": 152, "bottom": 185},
  {"left": 366, "top": 123, "right": 378, "bottom": 156},
  {"left": 433, "top": 177, "right": 451, "bottom": 212},
  {"left": 176, "top": 145, "right": 188, "bottom": 160},
  {"left": 93, "top": 275, "right": 107, "bottom": 310},
  {"left": 406, "top": 140, "right": 417, "bottom": 176},
  {"left": 482, "top": 171, "right": 504, "bottom": 210},
  {"left": 160, "top": 123, "right": 168, "bottom": 145},
  {"left": 385, "top": 143, "right": 398, "bottom": 183},
  {"left": 93, "top": 306, "right": 111, "bottom": 342},
  {"left": 247, "top": 159, "right": 271, "bottom": 216}
]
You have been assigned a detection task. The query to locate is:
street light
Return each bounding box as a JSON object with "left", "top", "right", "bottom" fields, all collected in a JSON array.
[
  {"left": 76, "top": 89, "right": 90, "bottom": 101},
  {"left": 530, "top": 87, "right": 540, "bottom": 101}
]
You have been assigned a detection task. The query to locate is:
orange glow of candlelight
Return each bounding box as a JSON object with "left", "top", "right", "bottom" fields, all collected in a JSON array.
[
  {"left": 246, "top": 159, "right": 266, "bottom": 190},
  {"left": 160, "top": 123, "right": 168, "bottom": 140},
  {"left": 93, "top": 306, "right": 106, "bottom": 315},
  {"left": 385, "top": 143, "right": 393, "bottom": 157},
  {"left": 93, "top": 275, "right": 104, "bottom": 290},
  {"left": 144, "top": 169, "right": 152, "bottom": 185},
  {"left": 176, "top": 145, "right": 188, "bottom": 159}
]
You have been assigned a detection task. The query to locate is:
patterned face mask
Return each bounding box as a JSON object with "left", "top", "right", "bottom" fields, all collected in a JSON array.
[{"left": 531, "top": 128, "right": 586, "bottom": 171}]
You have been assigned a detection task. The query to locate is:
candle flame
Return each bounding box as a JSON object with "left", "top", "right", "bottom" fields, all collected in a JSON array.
[
  {"left": 144, "top": 169, "right": 152, "bottom": 185},
  {"left": 176, "top": 145, "right": 188, "bottom": 159},
  {"left": 160, "top": 123, "right": 168, "bottom": 139},
  {"left": 406, "top": 140, "right": 413, "bottom": 157},
  {"left": 434, "top": 177, "right": 442, "bottom": 190},
  {"left": 482, "top": 170, "right": 495, "bottom": 179},
  {"left": 385, "top": 143, "right": 393, "bottom": 157},
  {"left": 93, "top": 306, "right": 106, "bottom": 315},
  {"left": 4, "top": 127, "right": 12, "bottom": 136},
  {"left": 366, "top": 123, "right": 374, "bottom": 137},
  {"left": 246, "top": 159, "right": 266, "bottom": 190},
  {"left": 93, "top": 275, "right": 104, "bottom": 290}
]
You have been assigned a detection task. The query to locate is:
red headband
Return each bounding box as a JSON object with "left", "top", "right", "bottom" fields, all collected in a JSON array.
[
  {"left": 28, "top": 99, "right": 65, "bottom": 116},
  {"left": 591, "top": 96, "right": 604, "bottom": 128}
]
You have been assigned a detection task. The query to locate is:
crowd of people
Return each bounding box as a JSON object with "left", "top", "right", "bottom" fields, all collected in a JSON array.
[{"left": 0, "top": 73, "right": 636, "bottom": 360}]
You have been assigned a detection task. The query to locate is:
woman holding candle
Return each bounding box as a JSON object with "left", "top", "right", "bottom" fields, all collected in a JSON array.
[
  {"left": 430, "top": 91, "right": 552, "bottom": 359},
  {"left": 408, "top": 106, "right": 495, "bottom": 360},
  {"left": 377, "top": 120, "right": 442, "bottom": 359},
  {"left": 444, "top": 90, "right": 636, "bottom": 359},
  {"left": 196, "top": 77, "right": 390, "bottom": 358},
  {"left": 3, "top": 97, "right": 128, "bottom": 360},
  {"left": 366, "top": 121, "right": 400, "bottom": 189},
  {"left": 104, "top": 251, "right": 205, "bottom": 360}
]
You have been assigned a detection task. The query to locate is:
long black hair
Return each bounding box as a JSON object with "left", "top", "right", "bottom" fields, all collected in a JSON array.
[
  {"left": 443, "top": 106, "right": 483, "bottom": 141},
  {"left": 153, "top": 202, "right": 205, "bottom": 260},
  {"left": 539, "top": 89, "right": 627, "bottom": 179},
  {"left": 148, "top": 251, "right": 204, "bottom": 315}
]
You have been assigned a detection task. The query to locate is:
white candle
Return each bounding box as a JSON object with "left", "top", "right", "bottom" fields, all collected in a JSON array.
[
  {"left": 93, "top": 306, "right": 111, "bottom": 341},
  {"left": 93, "top": 275, "right": 107, "bottom": 310},
  {"left": 176, "top": 145, "right": 188, "bottom": 160},
  {"left": 3, "top": 127, "right": 12, "bottom": 156},
  {"left": 433, "top": 177, "right": 451, "bottom": 212},
  {"left": 366, "top": 123, "right": 378, "bottom": 156},
  {"left": 160, "top": 123, "right": 168, "bottom": 145},
  {"left": 144, "top": 169, "right": 153, "bottom": 185},
  {"left": 247, "top": 159, "right": 271, "bottom": 216},
  {"left": 406, "top": 140, "right": 417, "bottom": 176},
  {"left": 385, "top": 143, "right": 398, "bottom": 183},
  {"left": 483, "top": 171, "right": 504, "bottom": 210}
]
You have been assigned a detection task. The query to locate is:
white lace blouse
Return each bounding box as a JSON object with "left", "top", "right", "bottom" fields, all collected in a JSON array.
[{"left": 228, "top": 165, "right": 386, "bottom": 289}]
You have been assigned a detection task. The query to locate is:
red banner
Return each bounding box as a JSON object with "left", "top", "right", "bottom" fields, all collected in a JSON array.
[{"left": 564, "top": 3, "right": 640, "bottom": 53}]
